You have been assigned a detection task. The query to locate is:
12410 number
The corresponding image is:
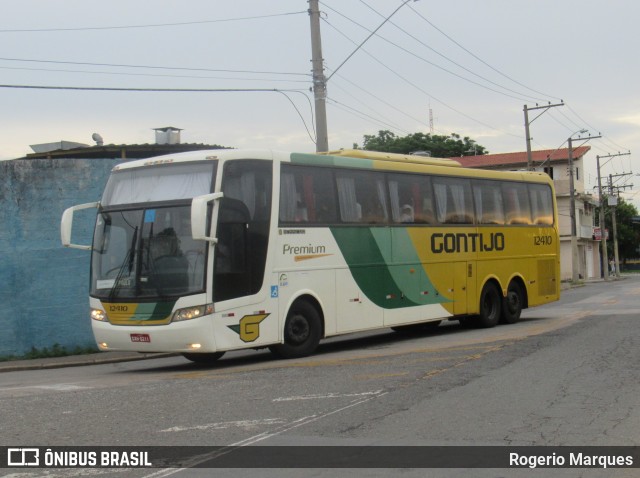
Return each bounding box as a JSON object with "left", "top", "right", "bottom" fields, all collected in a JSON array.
[{"left": 534, "top": 235, "right": 553, "bottom": 246}]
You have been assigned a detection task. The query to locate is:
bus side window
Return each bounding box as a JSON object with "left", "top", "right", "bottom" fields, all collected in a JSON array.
[
  {"left": 433, "top": 177, "right": 474, "bottom": 224},
  {"left": 336, "top": 170, "right": 389, "bottom": 224},
  {"left": 388, "top": 173, "right": 435, "bottom": 224},
  {"left": 473, "top": 180, "right": 505, "bottom": 225},
  {"left": 280, "top": 165, "right": 337, "bottom": 225},
  {"left": 502, "top": 182, "right": 532, "bottom": 225},
  {"left": 529, "top": 184, "right": 554, "bottom": 225}
]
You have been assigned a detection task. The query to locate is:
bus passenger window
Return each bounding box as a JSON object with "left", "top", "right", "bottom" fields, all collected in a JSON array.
[
  {"left": 433, "top": 177, "right": 474, "bottom": 224},
  {"left": 336, "top": 170, "right": 388, "bottom": 224},
  {"left": 502, "top": 182, "right": 532, "bottom": 225},
  {"left": 473, "top": 180, "right": 505, "bottom": 225},
  {"left": 529, "top": 184, "right": 554, "bottom": 225},
  {"left": 388, "top": 173, "right": 435, "bottom": 224},
  {"left": 280, "top": 165, "right": 337, "bottom": 224}
]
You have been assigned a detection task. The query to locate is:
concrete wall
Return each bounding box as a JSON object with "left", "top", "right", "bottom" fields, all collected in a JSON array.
[{"left": 0, "top": 158, "right": 117, "bottom": 356}]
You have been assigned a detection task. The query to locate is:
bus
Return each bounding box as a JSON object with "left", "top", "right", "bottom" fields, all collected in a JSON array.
[{"left": 61, "top": 149, "right": 560, "bottom": 363}]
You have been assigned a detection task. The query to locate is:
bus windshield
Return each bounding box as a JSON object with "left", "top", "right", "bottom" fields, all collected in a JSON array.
[{"left": 91, "top": 205, "right": 208, "bottom": 299}]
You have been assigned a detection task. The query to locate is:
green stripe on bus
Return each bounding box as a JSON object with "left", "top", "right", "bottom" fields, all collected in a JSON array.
[
  {"left": 136, "top": 301, "right": 176, "bottom": 321},
  {"left": 290, "top": 153, "right": 374, "bottom": 170},
  {"left": 330, "top": 227, "right": 447, "bottom": 309}
]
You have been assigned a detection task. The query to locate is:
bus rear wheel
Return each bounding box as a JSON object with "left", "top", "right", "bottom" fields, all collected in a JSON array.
[
  {"left": 270, "top": 300, "right": 322, "bottom": 359},
  {"left": 182, "top": 352, "right": 225, "bottom": 364},
  {"left": 501, "top": 281, "right": 524, "bottom": 324},
  {"left": 477, "top": 282, "right": 501, "bottom": 328}
]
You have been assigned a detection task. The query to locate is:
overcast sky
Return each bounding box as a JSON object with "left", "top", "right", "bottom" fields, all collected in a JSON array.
[{"left": 1, "top": 0, "right": 638, "bottom": 204}]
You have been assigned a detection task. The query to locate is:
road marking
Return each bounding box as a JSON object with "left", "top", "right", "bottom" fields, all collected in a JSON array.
[
  {"left": 272, "top": 390, "right": 383, "bottom": 402},
  {"left": 144, "top": 392, "right": 388, "bottom": 478},
  {"left": 159, "top": 418, "right": 286, "bottom": 433}
]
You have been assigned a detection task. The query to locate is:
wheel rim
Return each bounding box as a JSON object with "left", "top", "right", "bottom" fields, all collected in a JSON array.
[{"left": 286, "top": 314, "right": 310, "bottom": 345}]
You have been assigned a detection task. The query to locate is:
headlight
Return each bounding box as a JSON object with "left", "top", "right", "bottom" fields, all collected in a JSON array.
[
  {"left": 91, "top": 308, "right": 107, "bottom": 321},
  {"left": 172, "top": 304, "right": 214, "bottom": 322}
]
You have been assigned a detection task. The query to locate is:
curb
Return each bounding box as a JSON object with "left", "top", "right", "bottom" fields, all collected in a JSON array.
[{"left": 0, "top": 352, "right": 178, "bottom": 373}]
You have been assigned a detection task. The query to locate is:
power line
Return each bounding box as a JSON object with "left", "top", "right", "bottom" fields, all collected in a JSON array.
[
  {"left": 406, "top": 3, "right": 561, "bottom": 102},
  {"left": 0, "top": 84, "right": 309, "bottom": 93},
  {"left": 0, "top": 65, "right": 311, "bottom": 84},
  {"left": 352, "top": 1, "right": 545, "bottom": 103},
  {"left": 321, "top": 18, "right": 522, "bottom": 139},
  {"left": 0, "top": 11, "right": 307, "bottom": 33},
  {"left": 0, "top": 84, "right": 316, "bottom": 143},
  {"left": 326, "top": 97, "right": 411, "bottom": 134},
  {"left": 0, "top": 57, "right": 309, "bottom": 77}
]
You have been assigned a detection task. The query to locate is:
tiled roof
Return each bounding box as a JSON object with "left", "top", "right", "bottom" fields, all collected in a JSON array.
[{"left": 452, "top": 146, "right": 590, "bottom": 168}]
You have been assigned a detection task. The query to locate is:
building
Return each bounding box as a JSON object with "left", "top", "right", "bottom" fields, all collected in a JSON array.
[
  {"left": 454, "top": 147, "right": 601, "bottom": 281},
  {"left": 24, "top": 126, "right": 227, "bottom": 160},
  {"left": 1, "top": 128, "right": 228, "bottom": 356}
]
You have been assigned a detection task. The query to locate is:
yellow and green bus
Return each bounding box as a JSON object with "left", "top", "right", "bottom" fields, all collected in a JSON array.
[{"left": 61, "top": 149, "right": 559, "bottom": 363}]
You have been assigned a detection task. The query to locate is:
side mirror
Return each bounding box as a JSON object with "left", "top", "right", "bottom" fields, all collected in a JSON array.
[
  {"left": 61, "top": 202, "right": 99, "bottom": 250},
  {"left": 191, "top": 192, "right": 224, "bottom": 242}
]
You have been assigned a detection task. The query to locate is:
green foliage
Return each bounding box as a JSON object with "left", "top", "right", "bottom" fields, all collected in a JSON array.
[
  {"left": 0, "top": 343, "right": 99, "bottom": 362},
  {"left": 597, "top": 198, "right": 640, "bottom": 262},
  {"left": 355, "top": 130, "right": 488, "bottom": 157}
]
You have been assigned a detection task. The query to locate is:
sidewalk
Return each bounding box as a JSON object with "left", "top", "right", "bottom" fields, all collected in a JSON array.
[{"left": 0, "top": 351, "right": 177, "bottom": 373}]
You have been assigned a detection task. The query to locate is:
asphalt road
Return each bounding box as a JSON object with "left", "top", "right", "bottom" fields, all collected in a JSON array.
[{"left": 1, "top": 276, "right": 639, "bottom": 478}]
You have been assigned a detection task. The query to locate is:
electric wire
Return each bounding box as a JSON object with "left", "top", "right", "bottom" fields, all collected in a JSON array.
[
  {"left": 327, "top": 80, "right": 410, "bottom": 133},
  {"left": 0, "top": 84, "right": 317, "bottom": 144},
  {"left": 406, "top": 3, "right": 561, "bottom": 102},
  {"left": 352, "top": 1, "right": 546, "bottom": 103},
  {"left": 0, "top": 66, "right": 310, "bottom": 84},
  {"left": 321, "top": 17, "right": 522, "bottom": 139},
  {"left": 326, "top": 97, "right": 411, "bottom": 134},
  {"left": 0, "top": 11, "right": 307, "bottom": 33},
  {"left": 0, "top": 57, "right": 309, "bottom": 77}
]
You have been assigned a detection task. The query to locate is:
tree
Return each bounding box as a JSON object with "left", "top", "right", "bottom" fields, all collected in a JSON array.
[
  {"left": 354, "top": 130, "right": 488, "bottom": 157},
  {"left": 597, "top": 198, "right": 640, "bottom": 264}
]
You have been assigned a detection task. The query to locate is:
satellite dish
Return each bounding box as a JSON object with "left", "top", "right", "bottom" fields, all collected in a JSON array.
[{"left": 92, "top": 133, "right": 104, "bottom": 146}]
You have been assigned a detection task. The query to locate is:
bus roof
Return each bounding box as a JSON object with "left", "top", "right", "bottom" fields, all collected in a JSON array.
[
  {"left": 322, "top": 149, "right": 462, "bottom": 167},
  {"left": 109, "top": 149, "right": 553, "bottom": 187}
]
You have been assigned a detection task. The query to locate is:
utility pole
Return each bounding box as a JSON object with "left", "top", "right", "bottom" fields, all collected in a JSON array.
[
  {"left": 596, "top": 151, "right": 630, "bottom": 280},
  {"left": 568, "top": 133, "right": 601, "bottom": 282},
  {"left": 523, "top": 102, "right": 564, "bottom": 170},
  {"left": 608, "top": 172, "right": 633, "bottom": 278},
  {"left": 308, "top": 0, "right": 328, "bottom": 152}
]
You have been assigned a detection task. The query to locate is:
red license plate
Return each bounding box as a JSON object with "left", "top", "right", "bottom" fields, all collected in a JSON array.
[{"left": 130, "top": 333, "right": 151, "bottom": 343}]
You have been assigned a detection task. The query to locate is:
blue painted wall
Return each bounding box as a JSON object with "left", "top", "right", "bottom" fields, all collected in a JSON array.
[{"left": 0, "top": 158, "right": 117, "bottom": 356}]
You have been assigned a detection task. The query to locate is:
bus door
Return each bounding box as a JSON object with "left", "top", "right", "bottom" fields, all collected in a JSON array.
[{"left": 210, "top": 160, "right": 279, "bottom": 349}]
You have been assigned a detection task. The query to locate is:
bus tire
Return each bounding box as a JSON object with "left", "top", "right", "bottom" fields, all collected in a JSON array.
[
  {"left": 477, "top": 282, "right": 501, "bottom": 328},
  {"left": 501, "top": 281, "right": 524, "bottom": 324},
  {"left": 182, "top": 352, "right": 225, "bottom": 364},
  {"left": 270, "top": 300, "right": 322, "bottom": 359}
]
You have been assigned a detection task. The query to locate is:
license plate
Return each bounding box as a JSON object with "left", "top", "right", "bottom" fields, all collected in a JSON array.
[{"left": 130, "top": 333, "right": 151, "bottom": 343}]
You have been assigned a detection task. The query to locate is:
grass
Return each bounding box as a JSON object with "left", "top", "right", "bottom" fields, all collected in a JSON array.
[{"left": 0, "top": 343, "right": 100, "bottom": 362}]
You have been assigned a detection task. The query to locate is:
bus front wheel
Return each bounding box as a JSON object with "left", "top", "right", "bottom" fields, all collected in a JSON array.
[
  {"left": 270, "top": 300, "right": 322, "bottom": 359},
  {"left": 501, "top": 281, "right": 524, "bottom": 324},
  {"left": 477, "top": 282, "right": 501, "bottom": 328},
  {"left": 182, "top": 352, "right": 225, "bottom": 364}
]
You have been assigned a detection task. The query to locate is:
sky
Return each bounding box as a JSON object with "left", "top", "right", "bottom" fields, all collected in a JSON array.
[{"left": 1, "top": 0, "right": 638, "bottom": 205}]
